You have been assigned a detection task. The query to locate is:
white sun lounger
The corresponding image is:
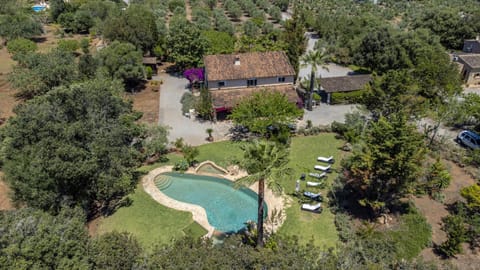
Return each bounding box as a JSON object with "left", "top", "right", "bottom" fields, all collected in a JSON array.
[
  {"left": 308, "top": 172, "right": 326, "bottom": 179},
  {"left": 317, "top": 156, "right": 335, "bottom": 164},
  {"left": 307, "top": 181, "right": 323, "bottom": 187},
  {"left": 314, "top": 165, "right": 331, "bottom": 172},
  {"left": 301, "top": 202, "right": 322, "bottom": 213}
]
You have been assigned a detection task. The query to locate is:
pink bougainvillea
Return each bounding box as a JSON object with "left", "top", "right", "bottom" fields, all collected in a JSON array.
[{"left": 183, "top": 68, "right": 204, "bottom": 84}]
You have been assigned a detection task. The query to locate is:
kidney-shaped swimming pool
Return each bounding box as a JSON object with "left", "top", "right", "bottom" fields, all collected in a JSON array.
[{"left": 155, "top": 172, "right": 267, "bottom": 233}]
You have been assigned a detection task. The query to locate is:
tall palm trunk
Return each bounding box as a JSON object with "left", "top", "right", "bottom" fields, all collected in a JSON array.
[
  {"left": 257, "top": 178, "right": 265, "bottom": 247},
  {"left": 307, "top": 70, "right": 315, "bottom": 111}
]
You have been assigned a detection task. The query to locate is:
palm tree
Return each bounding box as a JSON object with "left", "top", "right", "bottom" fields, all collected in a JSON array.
[
  {"left": 238, "top": 140, "right": 291, "bottom": 247},
  {"left": 300, "top": 49, "right": 331, "bottom": 111}
]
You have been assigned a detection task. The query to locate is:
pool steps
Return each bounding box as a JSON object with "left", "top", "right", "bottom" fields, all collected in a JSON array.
[{"left": 154, "top": 175, "right": 172, "bottom": 190}]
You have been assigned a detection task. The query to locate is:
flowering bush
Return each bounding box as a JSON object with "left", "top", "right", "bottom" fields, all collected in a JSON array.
[{"left": 183, "top": 68, "right": 204, "bottom": 84}]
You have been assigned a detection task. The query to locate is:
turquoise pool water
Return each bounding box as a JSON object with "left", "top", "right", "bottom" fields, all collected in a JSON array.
[
  {"left": 156, "top": 172, "right": 266, "bottom": 233},
  {"left": 32, "top": 5, "right": 46, "bottom": 12}
]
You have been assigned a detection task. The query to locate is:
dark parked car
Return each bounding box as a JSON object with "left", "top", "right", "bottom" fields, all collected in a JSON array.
[{"left": 456, "top": 130, "right": 480, "bottom": 150}]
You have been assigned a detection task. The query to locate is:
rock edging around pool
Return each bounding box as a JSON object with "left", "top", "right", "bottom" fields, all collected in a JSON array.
[
  {"left": 142, "top": 163, "right": 288, "bottom": 238},
  {"left": 142, "top": 166, "right": 215, "bottom": 237}
]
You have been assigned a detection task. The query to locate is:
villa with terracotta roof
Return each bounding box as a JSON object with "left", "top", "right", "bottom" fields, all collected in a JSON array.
[{"left": 203, "top": 51, "right": 298, "bottom": 113}]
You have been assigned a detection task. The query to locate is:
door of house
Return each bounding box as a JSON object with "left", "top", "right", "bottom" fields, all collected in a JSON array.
[{"left": 247, "top": 79, "right": 257, "bottom": 87}]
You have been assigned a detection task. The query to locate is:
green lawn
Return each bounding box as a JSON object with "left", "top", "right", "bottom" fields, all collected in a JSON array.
[
  {"left": 196, "top": 140, "right": 246, "bottom": 168},
  {"left": 276, "top": 134, "right": 342, "bottom": 248},
  {"left": 95, "top": 184, "right": 207, "bottom": 249},
  {"left": 97, "top": 134, "right": 343, "bottom": 249}
]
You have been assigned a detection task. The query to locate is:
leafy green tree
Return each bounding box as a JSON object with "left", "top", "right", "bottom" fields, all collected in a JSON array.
[
  {"left": 78, "top": 53, "right": 97, "bottom": 80},
  {"left": 269, "top": 5, "right": 282, "bottom": 22},
  {"left": 166, "top": 16, "right": 207, "bottom": 69},
  {"left": 229, "top": 90, "right": 303, "bottom": 138},
  {"left": 103, "top": 4, "right": 159, "bottom": 53},
  {"left": 301, "top": 49, "right": 330, "bottom": 111},
  {"left": 235, "top": 33, "right": 287, "bottom": 53},
  {"left": 96, "top": 41, "right": 144, "bottom": 86},
  {"left": 205, "top": 0, "right": 217, "bottom": 9},
  {"left": 49, "top": 0, "right": 68, "bottom": 22},
  {"left": 354, "top": 27, "right": 410, "bottom": 74},
  {"left": 6, "top": 37, "right": 37, "bottom": 59},
  {"left": 73, "top": 10, "right": 94, "bottom": 33},
  {"left": 0, "top": 13, "right": 43, "bottom": 42},
  {"left": 239, "top": 140, "right": 290, "bottom": 247},
  {"left": 90, "top": 232, "right": 143, "bottom": 269},
  {"left": 413, "top": 45, "right": 462, "bottom": 104},
  {"left": 141, "top": 125, "right": 169, "bottom": 159},
  {"left": 203, "top": 30, "right": 235, "bottom": 54},
  {"left": 243, "top": 20, "right": 260, "bottom": 38},
  {"left": 0, "top": 207, "right": 90, "bottom": 269},
  {"left": 195, "top": 87, "right": 214, "bottom": 121},
  {"left": 1, "top": 80, "right": 142, "bottom": 216},
  {"left": 362, "top": 70, "right": 423, "bottom": 119},
  {"left": 58, "top": 12, "right": 76, "bottom": 32},
  {"left": 9, "top": 49, "right": 77, "bottom": 99},
  {"left": 282, "top": 12, "right": 307, "bottom": 76},
  {"left": 342, "top": 113, "right": 426, "bottom": 215},
  {"left": 412, "top": 8, "right": 476, "bottom": 50}
]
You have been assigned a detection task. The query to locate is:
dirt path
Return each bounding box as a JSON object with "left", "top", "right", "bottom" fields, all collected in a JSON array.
[
  {"left": 0, "top": 172, "right": 14, "bottom": 210},
  {"left": 185, "top": 0, "right": 192, "bottom": 21},
  {"left": 414, "top": 160, "right": 478, "bottom": 268}
]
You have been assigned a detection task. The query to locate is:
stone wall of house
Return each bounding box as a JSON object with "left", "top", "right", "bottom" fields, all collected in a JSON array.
[{"left": 207, "top": 76, "right": 294, "bottom": 90}]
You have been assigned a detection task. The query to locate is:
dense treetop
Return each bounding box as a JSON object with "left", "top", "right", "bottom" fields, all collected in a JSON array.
[{"left": 1, "top": 80, "right": 142, "bottom": 216}]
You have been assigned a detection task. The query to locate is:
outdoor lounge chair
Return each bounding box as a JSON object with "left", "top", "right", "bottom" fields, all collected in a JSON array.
[
  {"left": 314, "top": 164, "right": 331, "bottom": 172},
  {"left": 308, "top": 172, "right": 326, "bottom": 179},
  {"left": 307, "top": 181, "right": 323, "bottom": 187},
  {"left": 301, "top": 202, "right": 322, "bottom": 213},
  {"left": 317, "top": 156, "right": 335, "bottom": 164},
  {"left": 303, "top": 191, "right": 322, "bottom": 201}
]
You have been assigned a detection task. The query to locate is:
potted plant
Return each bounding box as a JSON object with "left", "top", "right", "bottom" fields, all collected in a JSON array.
[{"left": 206, "top": 128, "right": 214, "bottom": 142}]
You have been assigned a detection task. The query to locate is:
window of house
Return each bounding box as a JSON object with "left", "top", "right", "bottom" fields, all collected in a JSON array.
[
  {"left": 474, "top": 73, "right": 480, "bottom": 79},
  {"left": 218, "top": 81, "right": 226, "bottom": 88},
  {"left": 278, "top": 77, "right": 286, "bottom": 82},
  {"left": 247, "top": 79, "right": 257, "bottom": 87}
]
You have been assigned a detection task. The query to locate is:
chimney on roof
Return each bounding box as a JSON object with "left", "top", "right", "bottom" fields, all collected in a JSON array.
[{"left": 234, "top": 55, "right": 240, "bottom": 66}]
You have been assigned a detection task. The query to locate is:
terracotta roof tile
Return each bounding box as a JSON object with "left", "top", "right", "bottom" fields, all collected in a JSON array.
[
  {"left": 321, "top": 75, "right": 372, "bottom": 93},
  {"left": 210, "top": 85, "right": 298, "bottom": 109},
  {"left": 204, "top": 51, "right": 295, "bottom": 81}
]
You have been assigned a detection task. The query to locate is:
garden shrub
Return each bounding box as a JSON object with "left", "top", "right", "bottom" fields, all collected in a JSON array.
[
  {"left": 180, "top": 92, "right": 198, "bottom": 114},
  {"left": 145, "top": 66, "right": 153, "bottom": 80},
  {"left": 331, "top": 90, "right": 365, "bottom": 104},
  {"left": 437, "top": 215, "right": 467, "bottom": 257},
  {"left": 57, "top": 39, "right": 79, "bottom": 53},
  {"left": 6, "top": 38, "right": 37, "bottom": 57},
  {"left": 173, "top": 159, "right": 189, "bottom": 172},
  {"left": 168, "top": 0, "right": 185, "bottom": 12},
  {"left": 388, "top": 209, "right": 432, "bottom": 260},
  {"left": 334, "top": 213, "right": 355, "bottom": 242}
]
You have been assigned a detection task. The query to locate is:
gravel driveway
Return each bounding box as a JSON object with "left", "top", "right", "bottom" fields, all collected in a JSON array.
[{"left": 157, "top": 73, "right": 231, "bottom": 146}]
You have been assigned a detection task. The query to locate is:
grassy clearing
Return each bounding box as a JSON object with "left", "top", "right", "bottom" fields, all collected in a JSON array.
[
  {"left": 276, "top": 134, "right": 343, "bottom": 248},
  {"left": 196, "top": 140, "right": 245, "bottom": 168},
  {"left": 98, "top": 134, "right": 343, "bottom": 249},
  {"left": 95, "top": 183, "right": 207, "bottom": 249}
]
